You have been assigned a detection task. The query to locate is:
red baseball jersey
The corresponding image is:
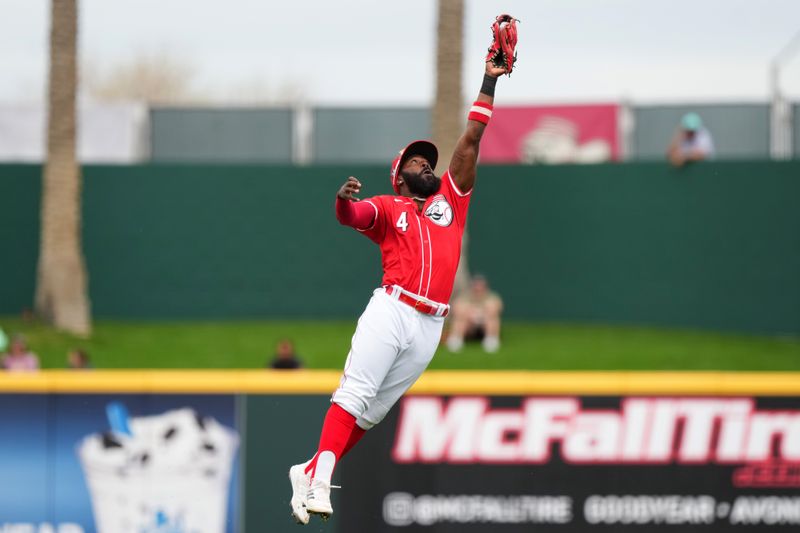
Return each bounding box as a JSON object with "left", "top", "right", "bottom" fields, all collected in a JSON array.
[{"left": 358, "top": 170, "right": 471, "bottom": 304}]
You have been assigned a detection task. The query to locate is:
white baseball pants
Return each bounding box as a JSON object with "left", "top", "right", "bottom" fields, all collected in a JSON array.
[{"left": 332, "top": 287, "right": 446, "bottom": 429}]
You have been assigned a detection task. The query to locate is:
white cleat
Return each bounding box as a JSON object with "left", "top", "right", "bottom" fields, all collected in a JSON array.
[
  {"left": 289, "top": 464, "right": 311, "bottom": 525},
  {"left": 306, "top": 478, "right": 334, "bottom": 520}
]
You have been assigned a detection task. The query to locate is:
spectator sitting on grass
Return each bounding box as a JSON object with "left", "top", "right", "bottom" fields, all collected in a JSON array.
[
  {"left": 446, "top": 274, "right": 504, "bottom": 353},
  {"left": 2, "top": 334, "right": 40, "bottom": 372},
  {"left": 67, "top": 348, "right": 92, "bottom": 369},
  {"left": 269, "top": 339, "right": 303, "bottom": 370}
]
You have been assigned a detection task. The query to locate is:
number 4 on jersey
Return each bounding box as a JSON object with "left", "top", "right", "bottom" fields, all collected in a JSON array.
[{"left": 396, "top": 212, "right": 408, "bottom": 232}]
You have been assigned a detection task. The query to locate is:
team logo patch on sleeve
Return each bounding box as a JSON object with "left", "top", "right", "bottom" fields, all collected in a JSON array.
[{"left": 424, "top": 195, "right": 453, "bottom": 227}]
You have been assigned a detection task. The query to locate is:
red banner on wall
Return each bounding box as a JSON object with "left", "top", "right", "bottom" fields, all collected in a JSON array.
[{"left": 480, "top": 104, "right": 620, "bottom": 163}]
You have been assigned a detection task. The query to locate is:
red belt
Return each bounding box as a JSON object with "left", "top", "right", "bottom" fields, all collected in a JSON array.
[{"left": 385, "top": 286, "right": 449, "bottom": 317}]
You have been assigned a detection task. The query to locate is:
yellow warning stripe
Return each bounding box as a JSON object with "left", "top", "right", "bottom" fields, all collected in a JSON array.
[{"left": 0, "top": 370, "right": 799, "bottom": 395}]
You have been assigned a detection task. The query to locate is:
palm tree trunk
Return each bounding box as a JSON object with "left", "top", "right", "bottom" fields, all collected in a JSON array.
[
  {"left": 433, "top": 0, "right": 464, "bottom": 163},
  {"left": 433, "top": 0, "right": 470, "bottom": 296},
  {"left": 35, "top": 0, "right": 91, "bottom": 336}
]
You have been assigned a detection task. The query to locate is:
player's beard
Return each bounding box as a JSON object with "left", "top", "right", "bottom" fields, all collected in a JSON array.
[{"left": 401, "top": 169, "right": 441, "bottom": 198}]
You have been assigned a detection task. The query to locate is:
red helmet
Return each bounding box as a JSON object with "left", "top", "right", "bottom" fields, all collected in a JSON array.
[{"left": 390, "top": 140, "right": 439, "bottom": 194}]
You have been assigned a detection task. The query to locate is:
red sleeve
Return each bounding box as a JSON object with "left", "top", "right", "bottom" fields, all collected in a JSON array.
[
  {"left": 335, "top": 196, "right": 377, "bottom": 230},
  {"left": 440, "top": 169, "right": 472, "bottom": 228},
  {"left": 357, "top": 196, "right": 388, "bottom": 243}
]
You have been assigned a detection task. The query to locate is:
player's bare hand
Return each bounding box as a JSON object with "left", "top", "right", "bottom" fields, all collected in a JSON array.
[
  {"left": 337, "top": 176, "right": 362, "bottom": 201},
  {"left": 485, "top": 61, "right": 507, "bottom": 78}
]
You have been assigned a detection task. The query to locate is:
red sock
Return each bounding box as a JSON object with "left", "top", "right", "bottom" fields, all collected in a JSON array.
[
  {"left": 342, "top": 425, "right": 366, "bottom": 456},
  {"left": 305, "top": 403, "right": 363, "bottom": 476}
]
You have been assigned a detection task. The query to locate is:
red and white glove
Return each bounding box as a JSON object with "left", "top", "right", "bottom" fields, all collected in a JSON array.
[{"left": 486, "top": 14, "right": 519, "bottom": 75}]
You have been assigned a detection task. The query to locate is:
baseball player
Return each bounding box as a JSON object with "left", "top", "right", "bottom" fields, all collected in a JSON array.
[{"left": 288, "top": 14, "right": 518, "bottom": 524}]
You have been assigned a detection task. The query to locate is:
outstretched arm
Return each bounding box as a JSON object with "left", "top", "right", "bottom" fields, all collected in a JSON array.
[
  {"left": 449, "top": 61, "right": 507, "bottom": 193},
  {"left": 335, "top": 176, "right": 376, "bottom": 230}
]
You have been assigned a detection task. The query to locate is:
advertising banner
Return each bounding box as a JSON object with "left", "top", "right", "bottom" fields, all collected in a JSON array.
[
  {"left": 479, "top": 104, "right": 619, "bottom": 164},
  {"left": 340, "top": 395, "right": 800, "bottom": 532},
  {"left": 0, "top": 394, "right": 240, "bottom": 533}
]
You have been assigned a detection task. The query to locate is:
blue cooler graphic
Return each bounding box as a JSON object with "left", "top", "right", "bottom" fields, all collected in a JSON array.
[{"left": 77, "top": 403, "right": 239, "bottom": 533}]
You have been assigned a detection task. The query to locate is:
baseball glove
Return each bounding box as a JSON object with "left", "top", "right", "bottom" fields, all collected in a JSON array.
[{"left": 486, "top": 14, "right": 519, "bottom": 75}]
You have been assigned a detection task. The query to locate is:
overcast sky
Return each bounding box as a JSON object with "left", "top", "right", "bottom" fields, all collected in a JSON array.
[{"left": 3, "top": 0, "right": 800, "bottom": 106}]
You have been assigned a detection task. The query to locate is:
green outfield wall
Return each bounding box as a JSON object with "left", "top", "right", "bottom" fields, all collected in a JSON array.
[{"left": 1, "top": 161, "right": 798, "bottom": 333}]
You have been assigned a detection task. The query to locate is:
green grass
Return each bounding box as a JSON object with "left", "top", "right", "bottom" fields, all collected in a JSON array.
[{"left": 0, "top": 316, "right": 798, "bottom": 371}]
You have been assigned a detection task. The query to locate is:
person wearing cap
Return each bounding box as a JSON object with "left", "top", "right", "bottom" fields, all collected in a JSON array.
[
  {"left": 446, "top": 274, "right": 504, "bottom": 353},
  {"left": 667, "top": 112, "right": 715, "bottom": 167},
  {"left": 288, "top": 51, "right": 510, "bottom": 523}
]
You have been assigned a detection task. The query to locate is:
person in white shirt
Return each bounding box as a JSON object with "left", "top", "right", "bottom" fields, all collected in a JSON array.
[
  {"left": 1, "top": 335, "right": 39, "bottom": 372},
  {"left": 667, "top": 112, "right": 715, "bottom": 167}
]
